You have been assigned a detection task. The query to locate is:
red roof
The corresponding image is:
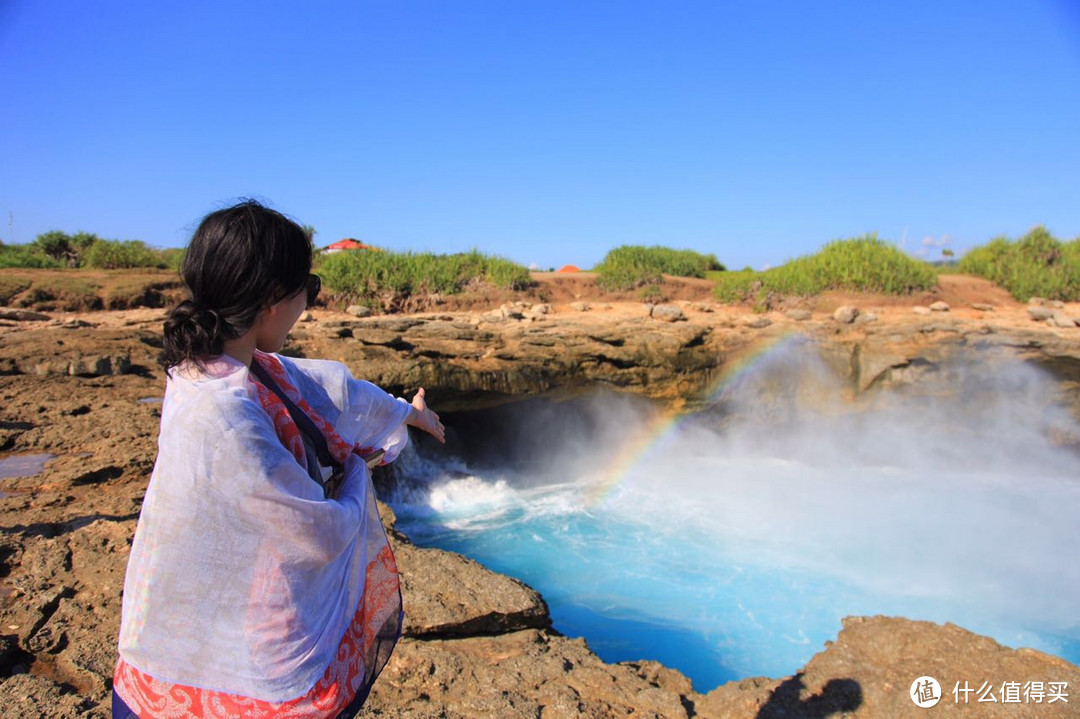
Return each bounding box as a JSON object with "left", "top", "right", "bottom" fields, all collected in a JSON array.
[{"left": 325, "top": 239, "right": 376, "bottom": 251}]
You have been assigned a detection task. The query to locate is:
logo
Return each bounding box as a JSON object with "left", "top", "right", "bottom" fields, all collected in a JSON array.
[{"left": 911, "top": 676, "right": 942, "bottom": 708}]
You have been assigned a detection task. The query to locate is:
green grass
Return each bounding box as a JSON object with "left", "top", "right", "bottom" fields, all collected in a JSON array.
[
  {"left": 958, "top": 226, "right": 1080, "bottom": 302},
  {"left": 316, "top": 248, "right": 532, "bottom": 309},
  {"left": 713, "top": 234, "right": 938, "bottom": 310},
  {"left": 595, "top": 245, "right": 725, "bottom": 291}
]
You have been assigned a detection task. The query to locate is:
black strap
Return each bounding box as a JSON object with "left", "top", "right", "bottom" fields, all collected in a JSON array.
[{"left": 249, "top": 359, "right": 341, "bottom": 472}]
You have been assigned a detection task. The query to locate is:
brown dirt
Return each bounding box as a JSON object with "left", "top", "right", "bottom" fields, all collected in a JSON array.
[
  {"left": 813, "top": 274, "right": 1023, "bottom": 312},
  {"left": 0, "top": 269, "right": 184, "bottom": 312},
  {"left": 329, "top": 271, "right": 1025, "bottom": 317},
  {"left": 0, "top": 268, "right": 1026, "bottom": 319}
]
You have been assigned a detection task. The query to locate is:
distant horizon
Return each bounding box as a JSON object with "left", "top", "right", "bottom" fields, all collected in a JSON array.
[{"left": 2, "top": 1, "right": 1078, "bottom": 272}]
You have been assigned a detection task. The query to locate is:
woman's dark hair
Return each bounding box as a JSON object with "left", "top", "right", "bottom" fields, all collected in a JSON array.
[{"left": 160, "top": 200, "right": 312, "bottom": 371}]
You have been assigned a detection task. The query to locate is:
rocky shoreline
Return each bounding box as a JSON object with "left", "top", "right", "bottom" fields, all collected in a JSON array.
[{"left": 0, "top": 296, "right": 1078, "bottom": 717}]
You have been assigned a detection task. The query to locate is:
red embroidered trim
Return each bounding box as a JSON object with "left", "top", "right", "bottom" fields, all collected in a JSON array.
[
  {"left": 114, "top": 545, "right": 400, "bottom": 718},
  {"left": 114, "top": 355, "right": 403, "bottom": 717}
]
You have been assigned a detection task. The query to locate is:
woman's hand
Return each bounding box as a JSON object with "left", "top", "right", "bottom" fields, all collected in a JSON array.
[{"left": 407, "top": 387, "right": 445, "bottom": 443}]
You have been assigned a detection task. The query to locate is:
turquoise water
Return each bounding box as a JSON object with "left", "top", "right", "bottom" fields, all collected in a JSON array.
[{"left": 391, "top": 348, "right": 1080, "bottom": 691}]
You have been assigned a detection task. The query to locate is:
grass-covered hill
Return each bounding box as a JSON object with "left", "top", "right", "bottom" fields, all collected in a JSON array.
[
  {"left": 712, "top": 234, "right": 939, "bottom": 311},
  {"left": 957, "top": 226, "right": 1080, "bottom": 302}
]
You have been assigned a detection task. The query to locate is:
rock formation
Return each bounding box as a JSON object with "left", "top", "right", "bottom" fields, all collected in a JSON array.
[{"left": 0, "top": 303, "right": 1078, "bottom": 717}]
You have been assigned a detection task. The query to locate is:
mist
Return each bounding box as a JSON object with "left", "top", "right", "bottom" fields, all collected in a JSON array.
[{"left": 389, "top": 339, "right": 1080, "bottom": 689}]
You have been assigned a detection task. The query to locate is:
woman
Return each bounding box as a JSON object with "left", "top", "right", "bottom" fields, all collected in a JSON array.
[{"left": 113, "top": 201, "right": 444, "bottom": 718}]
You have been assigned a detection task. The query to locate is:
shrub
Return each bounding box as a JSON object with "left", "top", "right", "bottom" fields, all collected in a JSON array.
[
  {"left": 713, "top": 234, "right": 938, "bottom": 308},
  {"left": 958, "top": 226, "right": 1080, "bottom": 302},
  {"left": 595, "top": 245, "right": 725, "bottom": 291},
  {"left": 0, "top": 243, "right": 64, "bottom": 269},
  {"left": 28, "top": 230, "right": 100, "bottom": 266},
  {"left": 160, "top": 247, "right": 186, "bottom": 272},
  {"left": 317, "top": 248, "right": 532, "bottom": 309},
  {"left": 84, "top": 240, "right": 167, "bottom": 269}
]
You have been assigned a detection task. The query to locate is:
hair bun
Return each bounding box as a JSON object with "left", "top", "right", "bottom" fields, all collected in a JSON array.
[{"left": 161, "top": 300, "right": 227, "bottom": 369}]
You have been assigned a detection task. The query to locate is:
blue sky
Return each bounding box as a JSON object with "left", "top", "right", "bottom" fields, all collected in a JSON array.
[{"left": 2, "top": 1, "right": 1079, "bottom": 271}]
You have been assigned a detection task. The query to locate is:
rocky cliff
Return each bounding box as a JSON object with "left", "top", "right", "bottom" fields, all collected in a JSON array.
[
  {"left": 0, "top": 301, "right": 1077, "bottom": 717},
  {"left": 286, "top": 300, "right": 1080, "bottom": 420}
]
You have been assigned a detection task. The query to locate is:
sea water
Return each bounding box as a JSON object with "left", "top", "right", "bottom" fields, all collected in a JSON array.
[{"left": 391, "top": 342, "right": 1080, "bottom": 691}]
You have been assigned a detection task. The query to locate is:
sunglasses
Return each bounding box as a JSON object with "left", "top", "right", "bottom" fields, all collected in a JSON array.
[{"left": 306, "top": 274, "right": 321, "bottom": 306}]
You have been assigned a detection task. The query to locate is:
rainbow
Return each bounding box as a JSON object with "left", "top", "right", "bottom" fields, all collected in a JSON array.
[{"left": 584, "top": 331, "right": 806, "bottom": 506}]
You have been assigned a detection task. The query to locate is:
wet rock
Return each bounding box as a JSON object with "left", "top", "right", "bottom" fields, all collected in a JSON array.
[
  {"left": 856, "top": 350, "right": 911, "bottom": 392},
  {"left": 929, "top": 301, "right": 950, "bottom": 312},
  {"left": 784, "top": 310, "right": 812, "bottom": 321},
  {"left": 650, "top": 304, "right": 686, "bottom": 322},
  {"left": 346, "top": 305, "right": 373, "bottom": 318},
  {"left": 833, "top": 306, "right": 859, "bottom": 324}
]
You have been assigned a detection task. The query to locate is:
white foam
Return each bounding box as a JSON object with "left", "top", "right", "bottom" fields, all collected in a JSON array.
[{"left": 398, "top": 348, "right": 1080, "bottom": 680}]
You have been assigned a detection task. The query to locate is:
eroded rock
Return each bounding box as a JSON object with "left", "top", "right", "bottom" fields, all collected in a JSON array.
[
  {"left": 1048, "top": 311, "right": 1077, "bottom": 329},
  {"left": 743, "top": 316, "right": 772, "bottom": 329},
  {"left": 347, "top": 305, "right": 373, "bottom": 318},
  {"left": 1028, "top": 307, "right": 1054, "bottom": 322},
  {"left": 650, "top": 304, "right": 685, "bottom": 322},
  {"left": 393, "top": 538, "right": 550, "bottom": 637},
  {"left": 0, "top": 309, "right": 52, "bottom": 322},
  {"left": 833, "top": 306, "right": 859, "bottom": 324}
]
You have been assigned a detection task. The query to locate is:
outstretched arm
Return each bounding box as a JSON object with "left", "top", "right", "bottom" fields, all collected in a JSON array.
[{"left": 406, "top": 387, "right": 445, "bottom": 443}]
